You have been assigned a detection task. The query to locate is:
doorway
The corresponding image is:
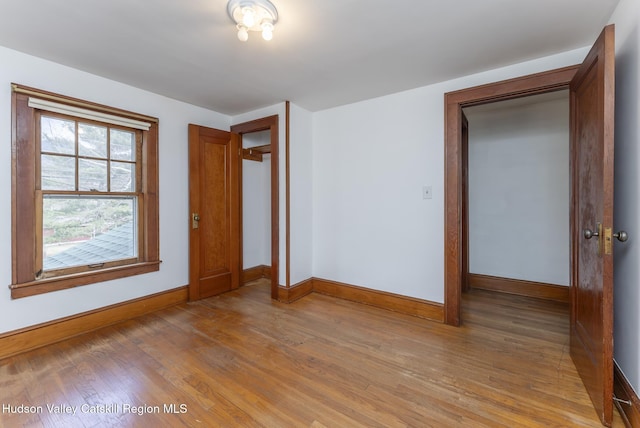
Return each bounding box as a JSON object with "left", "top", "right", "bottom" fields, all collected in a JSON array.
[
  {"left": 232, "top": 115, "right": 280, "bottom": 299},
  {"left": 461, "top": 91, "right": 571, "bottom": 301},
  {"left": 240, "top": 130, "right": 272, "bottom": 283},
  {"left": 443, "top": 65, "right": 579, "bottom": 326}
]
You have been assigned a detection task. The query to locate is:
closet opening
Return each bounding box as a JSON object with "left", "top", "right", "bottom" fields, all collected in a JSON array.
[
  {"left": 461, "top": 91, "right": 571, "bottom": 304},
  {"left": 231, "top": 115, "right": 280, "bottom": 299},
  {"left": 240, "top": 130, "right": 273, "bottom": 285},
  {"left": 443, "top": 65, "right": 579, "bottom": 326}
]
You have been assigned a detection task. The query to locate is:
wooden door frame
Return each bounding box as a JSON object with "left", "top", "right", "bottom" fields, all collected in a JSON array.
[
  {"left": 444, "top": 65, "right": 580, "bottom": 326},
  {"left": 461, "top": 112, "right": 469, "bottom": 293},
  {"left": 231, "top": 115, "right": 280, "bottom": 299}
]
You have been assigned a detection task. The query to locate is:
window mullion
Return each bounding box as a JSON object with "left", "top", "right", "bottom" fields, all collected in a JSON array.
[{"left": 74, "top": 120, "right": 79, "bottom": 191}]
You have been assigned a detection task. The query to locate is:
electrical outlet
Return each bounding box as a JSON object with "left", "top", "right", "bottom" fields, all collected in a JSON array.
[{"left": 423, "top": 185, "right": 432, "bottom": 199}]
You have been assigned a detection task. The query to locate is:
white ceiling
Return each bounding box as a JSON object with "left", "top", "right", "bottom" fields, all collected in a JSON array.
[{"left": 0, "top": 0, "right": 619, "bottom": 115}]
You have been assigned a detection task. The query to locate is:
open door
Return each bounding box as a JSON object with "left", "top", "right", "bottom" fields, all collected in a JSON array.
[
  {"left": 188, "top": 124, "right": 241, "bottom": 301},
  {"left": 570, "top": 24, "right": 616, "bottom": 427},
  {"left": 444, "top": 23, "right": 619, "bottom": 427}
]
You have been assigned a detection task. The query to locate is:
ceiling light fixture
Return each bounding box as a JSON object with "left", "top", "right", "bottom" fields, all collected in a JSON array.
[{"left": 227, "top": 0, "right": 278, "bottom": 42}]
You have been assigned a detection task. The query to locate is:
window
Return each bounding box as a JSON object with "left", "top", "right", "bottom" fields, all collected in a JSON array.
[{"left": 11, "top": 84, "right": 160, "bottom": 298}]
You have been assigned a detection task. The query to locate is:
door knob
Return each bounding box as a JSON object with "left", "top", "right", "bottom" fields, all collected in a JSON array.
[
  {"left": 584, "top": 228, "right": 599, "bottom": 239},
  {"left": 192, "top": 213, "right": 200, "bottom": 229},
  {"left": 614, "top": 231, "right": 629, "bottom": 242},
  {"left": 584, "top": 223, "right": 603, "bottom": 255}
]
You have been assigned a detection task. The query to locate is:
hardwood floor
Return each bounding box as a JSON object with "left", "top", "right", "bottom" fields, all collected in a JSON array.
[{"left": 0, "top": 279, "right": 624, "bottom": 427}]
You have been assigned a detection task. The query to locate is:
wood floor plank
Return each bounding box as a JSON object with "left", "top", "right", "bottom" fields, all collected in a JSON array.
[{"left": 0, "top": 280, "right": 625, "bottom": 427}]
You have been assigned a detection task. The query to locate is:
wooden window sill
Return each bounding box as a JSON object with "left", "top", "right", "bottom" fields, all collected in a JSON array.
[{"left": 10, "top": 261, "right": 161, "bottom": 299}]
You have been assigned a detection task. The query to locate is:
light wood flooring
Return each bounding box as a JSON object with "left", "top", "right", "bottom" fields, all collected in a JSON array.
[{"left": 0, "top": 279, "right": 625, "bottom": 427}]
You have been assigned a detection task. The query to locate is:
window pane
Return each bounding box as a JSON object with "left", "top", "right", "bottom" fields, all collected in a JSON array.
[
  {"left": 111, "top": 129, "right": 135, "bottom": 161},
  {"left": 111, "top": 161, "right": 135, "bottom": 192},
  {"left": 41, "top": 155, "right": 75, "bottom": 190},
  {"left": 78, "top": 123, "right": 107, "bottom": 158},
  {"left": 79, "top": 159, "right": 107, "bottom": 191},
  {"left": 43, "top": 196, "right": 137, "bottom": 271},
  {"left": 41, "top": 116, "right": 75, "bottom": 155}
]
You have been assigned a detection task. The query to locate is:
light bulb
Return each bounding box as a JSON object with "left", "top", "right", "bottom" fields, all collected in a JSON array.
[
  {"left": 261, "top": 21, "right": 274, "bottom": 41},
  {"left": 237, "top": 26, "right": 249, "bottom": 42},
  {"left": 241, "top": 7, "right": 256, "bottom": 28}
]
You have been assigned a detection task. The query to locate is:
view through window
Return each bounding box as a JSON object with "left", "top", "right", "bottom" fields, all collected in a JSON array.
[{"left": 40, "top": 115, "right": 139, "bottom": 272}]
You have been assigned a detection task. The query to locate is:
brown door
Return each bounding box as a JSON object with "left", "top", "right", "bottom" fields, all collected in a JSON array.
[
  {"left": 188, "top": 124, "right": 240, "bottom": 301},
  {"left": 570, "top": 24, "right": 615, "bottom": 427}
]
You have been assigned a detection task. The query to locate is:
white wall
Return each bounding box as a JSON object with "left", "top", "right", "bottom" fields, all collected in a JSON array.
[
  {"left": 232, "top": 104, "right": 287, "bottom": 286},
  {"left": 0, "top": 46, "right": 230, "bottom": 334},
  {"left": 312, "top": 47, "right": 589, "bottom": 303},
  {"left": 609, "top": 0, "right": 640, "bottom": 397},
  {"left": 465, "top": 95, "right": 570, "bottom": 286},
  {"left": 289, "top": 103, "right": 314, "bottom": 285},
  {"left": 242, "top": 131, "right": 271, "bottom": 268}
]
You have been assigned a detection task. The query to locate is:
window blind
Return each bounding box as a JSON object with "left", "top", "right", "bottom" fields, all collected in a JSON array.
[{"left": 28, "top": 97, "right": 152, "bottom": 131}]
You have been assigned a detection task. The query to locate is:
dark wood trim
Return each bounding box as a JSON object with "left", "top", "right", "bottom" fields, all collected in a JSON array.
[
  {"left": 11, "top": 83, "right": 159, "bottom": 123},
  {"left": 614, "top": 360, "right": 640, "bottom": 427},
  {"left": 461, "top": 112, "right": 470, "bottom": 293},
  {"left": 11, "top": 90, "right": 35, "bottom": 286},
  {"left": 144, "top": 120, "right": 161, "bottom": 265},
  {"left": 238, "top": 133, "right": 244, "bottom": 288},
  {"left": 0, "top": 286, "right": 188, "bottom": 361},
  {"left": 273, "top": 275, "right": 444, "bottom": 322},
  {"left": 278, "top": 278, "right": 313, "bottom": 303},
  {"left": 468, "top": 274, "right": 569, "bottom": 303},
  {"left": 444, "top": 65, "right": 579, "bottom": 326},
  {"left": 232, "top": 115, "right": 280, "bottom": 299},
  {"left": 10, "top": 262, "right": 161, "bottom": 299},
  {"left": 285, "top": 101, "right": 291, "bottom": 288},
  {"left": 313, "top": 278, "right": 444, "bottom": 322},
  {"left": 230, "top": 132, "right": 242, "bottom": 292},
  {"left": 187, "top": 124, "right": 202, "bottom": 301},
  {"left": 242, "top": 265, "right": 272, "bottom": 284}
]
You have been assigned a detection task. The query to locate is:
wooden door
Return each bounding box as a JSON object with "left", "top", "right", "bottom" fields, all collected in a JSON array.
[
  {"left": 188, "top": 124, "right": 240, "bottom": 301},
  {"left": 570, "top": 24, "right": 615, "bottom": 427}
]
